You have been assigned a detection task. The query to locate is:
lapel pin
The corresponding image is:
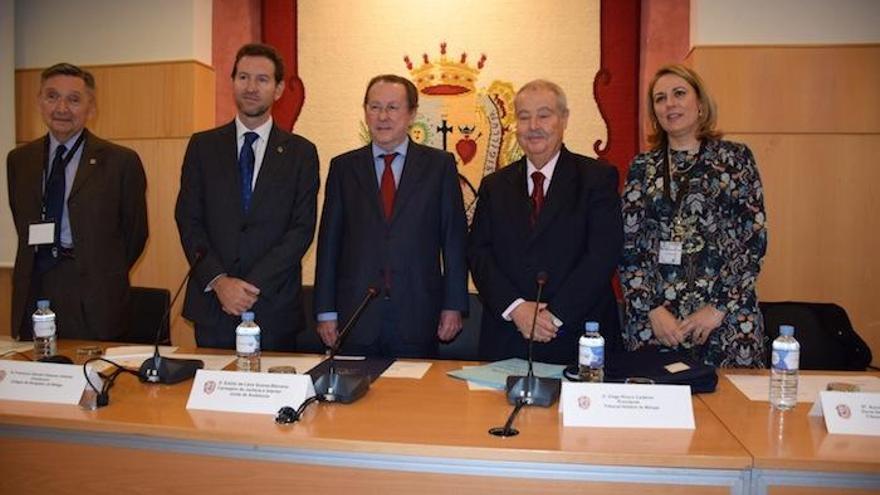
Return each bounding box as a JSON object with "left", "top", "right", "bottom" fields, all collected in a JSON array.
[
  {"left": 89, "top": 158, "right": 96, "bottom": 165},
  {"left": 276, "top": 146, "right": 284, "bottom": 154}
]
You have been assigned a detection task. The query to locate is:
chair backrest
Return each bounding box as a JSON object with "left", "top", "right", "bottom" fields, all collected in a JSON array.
[
  {"left": 296, "top": 286, "right": 325, "bottom": 353},
  {"left": 760, "top": 301, "right": 873, "bottom": 371},
  {"left": 120, "top": 286, "right": 171, "bottom": 344}
]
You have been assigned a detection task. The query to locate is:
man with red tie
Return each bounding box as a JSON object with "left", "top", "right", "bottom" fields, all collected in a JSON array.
[
  {"left": 468, "top": 79, "right": 623, "bottom": 365},
  {"left": 313, "top": 75, "right": 468, "bottom": 358}
]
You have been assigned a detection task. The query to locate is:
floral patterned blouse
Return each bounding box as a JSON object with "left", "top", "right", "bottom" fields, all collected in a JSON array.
[{"left": 620, "top": 139, "right": 768, "bottom": 368}]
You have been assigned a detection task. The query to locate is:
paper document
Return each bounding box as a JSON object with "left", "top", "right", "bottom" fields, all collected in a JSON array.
[
  {"left": 104, "top": 345, "right": 178, "bottom": 357},
  {"left": 381, "top": 361, "right": 432, "bottom": 379},
  {"left": 0, "top": 338, "right": 33, "bottom": 357},
  {"left": 461, "top": 366, "right": 499, "bottom": 391},
  {"left": 726, "top": 374, "right": 880, "bottom": 403},
  {"left": 447, "top": 358, "right": 566, "bottom": 390},
  {"left": 170, "top": 353, "right": 236, "bottom": 371}
]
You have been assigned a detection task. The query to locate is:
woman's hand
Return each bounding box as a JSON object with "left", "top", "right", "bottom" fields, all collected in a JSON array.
[
  {"left": 648, "top": 306, "right": 687, "bottom": 347},
  {"left": 679, "top": 305, "right": 725, "bottom": 344}
]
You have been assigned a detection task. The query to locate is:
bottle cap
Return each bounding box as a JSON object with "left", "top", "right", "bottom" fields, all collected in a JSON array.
[
  {"left": 779, "top": 325, "right": 795, "bottom": 337},
  {"left": 584, "top": 321, "right": 599, "bottom": 332},
  {"left": 37, "top": 299, "right": 50, "bottom": 309},
  {"left": 241, "top": 312, "right": 255, "bottom": 322}
]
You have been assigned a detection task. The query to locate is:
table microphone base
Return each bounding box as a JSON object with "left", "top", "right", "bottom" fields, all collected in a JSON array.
[
  {"left": 313, "top": 370, "right": 370, "bottom": 404},
  {"left": 505, "top": 374, "right": 560, "bottom": 407},
  {"left": 138, "top": 356, "right": 204, "bottom": 385}
]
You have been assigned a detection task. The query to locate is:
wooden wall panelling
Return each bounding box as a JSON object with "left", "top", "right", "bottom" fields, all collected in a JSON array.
[
  {"left": 690, "top": 45, "right": 880, "bottom": 365},
  {"left": 690, "top": 45, "right": 880, "bottom": 134},
  {"left": 15, "top": 61, "right": 215, "bottom": 142}
]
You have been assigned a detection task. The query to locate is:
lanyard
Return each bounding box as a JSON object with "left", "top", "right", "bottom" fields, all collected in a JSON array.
[
  {"left": 662, "top": 140, "right": 704, "bottom": 214},
  {"left": 41, "top": 132, "right": 86, "bottom": 219}
]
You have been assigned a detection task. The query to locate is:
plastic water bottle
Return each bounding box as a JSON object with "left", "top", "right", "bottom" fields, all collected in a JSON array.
[
  {"left": 770, "top": 325, "right": 799, "bottom": 411},
  {"left": 32, "top": 299, "right": 57, "bottom": 359},
  {"left": 236, "top": 312, "right": 261, "bottom": 372},
  {"left": 578, "top": 321, "right": 604, "bottom": 382}
]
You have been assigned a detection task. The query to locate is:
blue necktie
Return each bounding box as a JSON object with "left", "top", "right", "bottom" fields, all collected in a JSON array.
[
  {"left": 239, "top": 132, "right": 258, "bottom": 213},
  {"left": 35, "top": 144, "right": 68, "bottom": 273}
]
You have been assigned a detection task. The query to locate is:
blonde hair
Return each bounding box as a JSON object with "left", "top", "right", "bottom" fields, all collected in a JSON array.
[{"left": 646, "top": 64, "right": 722, "bottom": 149}]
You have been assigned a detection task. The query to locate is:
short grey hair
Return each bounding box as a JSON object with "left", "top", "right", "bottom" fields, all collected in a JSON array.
[{"left": 515, "top": 79, "right": 568, "bottom": 114}]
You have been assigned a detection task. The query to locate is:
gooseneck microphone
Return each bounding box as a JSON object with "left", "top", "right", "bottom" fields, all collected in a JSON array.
[
  {"left": 312, "top": 286, "right": 379, "bottom": 403},
  {"left": 491, "top": 272, "right": 561, "bottom": 437},
  {"left": 138, "top": 248, "right": 206, "bottom": 384}
]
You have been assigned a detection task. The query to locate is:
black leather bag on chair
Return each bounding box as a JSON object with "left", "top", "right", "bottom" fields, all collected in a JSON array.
[{"left": 760, "top": 301, "right": 873, "bottom": 371}]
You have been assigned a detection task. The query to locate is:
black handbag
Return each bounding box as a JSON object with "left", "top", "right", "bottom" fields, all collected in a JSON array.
[{"left": 566, "top": 346, "right": 719, "bottom": 394}]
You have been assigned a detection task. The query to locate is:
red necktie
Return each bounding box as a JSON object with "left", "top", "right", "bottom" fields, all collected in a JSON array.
[
  {"left": 380, "top": 153, "right": 398, "bottom": 221},
  {"left": 530, "top": 171, "right": 545, "bottom": 227}
]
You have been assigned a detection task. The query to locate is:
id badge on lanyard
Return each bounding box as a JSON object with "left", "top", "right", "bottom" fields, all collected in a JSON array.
[
  {"left": 658, "top": 143, "right": 701, "bottom": 266},
  {"left": 29, "top": 133, "right": 85, "bottom": 247}
]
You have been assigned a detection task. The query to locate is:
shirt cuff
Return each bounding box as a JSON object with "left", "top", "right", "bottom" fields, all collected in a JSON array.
[
  {"left": 205, "top": 273, "right": 226, "bottom": 292},
  {"left": 317, "top": 312, "right": 338, "bottom": 322},
  {"left": 501, "top": 298, "right": 525, "bottom": 321}
]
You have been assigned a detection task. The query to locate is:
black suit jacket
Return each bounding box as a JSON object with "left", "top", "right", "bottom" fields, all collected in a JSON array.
[
  {"left": 468, "top": 146, "right": 623, "bottom": 364},
  {"left": 175, "top": 121, "right": 319, "bottom": 350},
  {"left": 313, "top": 141, "right": 468, "bottom": 354},
  {"left": 7, "top": 129, "right": 148, "bottom": 339}
]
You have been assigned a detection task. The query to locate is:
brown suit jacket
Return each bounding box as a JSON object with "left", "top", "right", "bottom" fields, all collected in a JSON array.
[{"left": 6, "top": 129, "right": 148, "bottom": 339}]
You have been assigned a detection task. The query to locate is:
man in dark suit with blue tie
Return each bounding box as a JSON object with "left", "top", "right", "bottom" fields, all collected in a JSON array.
[
  {"left": 175, "top": 43, "right": 319, "bottom": 350},
  {"left": 468, "top": 79, "right": 623, "bottom": 365},
  {"left": 7, "top": 63, "right": 148, "bottom": 341},
  {"left": 313, "top": 75, "right": 468, "bottom": 358}
]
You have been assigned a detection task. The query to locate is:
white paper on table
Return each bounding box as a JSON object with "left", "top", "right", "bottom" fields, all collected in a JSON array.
[
  {"left": 0, "top": 338, "right": 33, "bottom": 356},
  {"left": 0, "top": 361, "right": 87, "bottom": 405},
  {"left": 381, "top": 361, "right": 431, "bottom": 379},
  {"left": 170, "top": 353, "right": 236, "bottom": 371},
  {"left": 104, "top": 345, "right": 177, "bottom": 357},
  {"left": 260, "top": 356, "right": 324, "bottom": 374},
  {"left": 726, "top": 374, "right": 880, "bottom": 403}
]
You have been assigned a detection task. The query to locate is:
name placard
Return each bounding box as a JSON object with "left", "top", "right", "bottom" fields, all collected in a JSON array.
[
  {"left": 561, "top": 382, "right": 695, "bottom": 429},
  {"left": 810, "top": 391, "right": 880, "bottom": 436},
  {"left": 186, "top": 370, "right": 315, "bottom": 415},
  {"left": 0, "top": 361, "right": 87, "bottom": 405}
]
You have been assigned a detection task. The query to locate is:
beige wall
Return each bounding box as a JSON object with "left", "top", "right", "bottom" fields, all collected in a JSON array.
[
  {"left": 14, "top": 0, "right": 212, "bottom": 67},
  {"left": 688, "top": 45, "right": 880, "bottom": 365}
]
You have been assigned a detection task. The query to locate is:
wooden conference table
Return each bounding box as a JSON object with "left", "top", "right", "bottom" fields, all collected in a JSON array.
[{"left": 0, "top": 341, "right": 877, "bottom": 495}]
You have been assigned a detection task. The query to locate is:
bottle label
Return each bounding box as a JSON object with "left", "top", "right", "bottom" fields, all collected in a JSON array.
[
  {"left": 236, "top": 334, "right": 260, "bottom": 354},
  {"left": 772, "top": 348, "right": 799, "bottom": 371},
  {"left": 33, "top": 319, "right": 56, "bottom": 338},
  {"left": 579, "top": 343, "right": 604, "bottom": 367}
]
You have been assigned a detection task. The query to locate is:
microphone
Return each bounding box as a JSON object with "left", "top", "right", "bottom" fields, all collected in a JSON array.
[
  {"left": 312, "top": 286, "right": 379, "bottom": 403},
  {"left": 138, "top": 248, "right": 206, "bottom": 384},
  {"left": 503, "top": 271, "right": 560, "bottom": 408}
]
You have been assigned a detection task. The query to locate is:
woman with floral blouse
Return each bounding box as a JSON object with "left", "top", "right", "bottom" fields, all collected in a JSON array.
[{"left": 620, "top": 64, "right": 767, "bottom": 368}]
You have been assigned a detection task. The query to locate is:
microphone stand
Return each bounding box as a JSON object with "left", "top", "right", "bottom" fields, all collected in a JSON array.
[
  {"left": 312, "top": 287, "right": 379, "bottom": 404},
  {"left": 138, "top": 249, "right": 206, "bottom": 384},
  {"left": 491, "top": 272, "right": 561, "bottom": 437}
]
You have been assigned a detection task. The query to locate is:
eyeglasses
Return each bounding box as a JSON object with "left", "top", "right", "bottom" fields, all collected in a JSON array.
[
  {"left": 41, "top": 92, "right": 87, "bottom": 110},
  {"left": 365, "top": 103, "right": 405, "bottom": 116}
]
